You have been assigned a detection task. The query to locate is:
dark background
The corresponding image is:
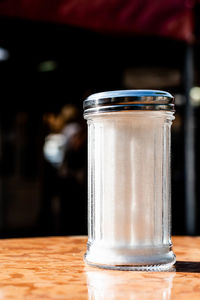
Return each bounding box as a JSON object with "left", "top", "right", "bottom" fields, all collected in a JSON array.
[{"left": 0, "top": 14, "right": 200, "bottom": 237}]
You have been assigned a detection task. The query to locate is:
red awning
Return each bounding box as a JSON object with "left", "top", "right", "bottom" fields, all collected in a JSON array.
[{"left": 0, "top": 0, "right": 195, "bottom": 42}]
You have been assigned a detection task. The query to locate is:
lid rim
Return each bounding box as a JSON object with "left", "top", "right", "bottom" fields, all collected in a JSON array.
[{"left": 83, "top": 90, "right": 174, "bottom": 113}]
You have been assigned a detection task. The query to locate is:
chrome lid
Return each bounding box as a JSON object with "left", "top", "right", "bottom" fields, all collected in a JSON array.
[{"left": 83, "top": 90, "right": 174, "bottom": 115}]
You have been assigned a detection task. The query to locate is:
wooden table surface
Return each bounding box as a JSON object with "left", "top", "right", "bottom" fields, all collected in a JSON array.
[{"left": 0, "top": 236, "right": 199, "bottom": 299}]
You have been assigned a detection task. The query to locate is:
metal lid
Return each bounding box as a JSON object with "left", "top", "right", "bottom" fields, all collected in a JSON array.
[{"left": 83, "top": 90, "right": 174, "bottom": 115}]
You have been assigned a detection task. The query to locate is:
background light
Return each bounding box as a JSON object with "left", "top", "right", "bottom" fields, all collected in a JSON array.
[
  {"left": 38, "top": 60, "right": 57, "bottom": 72},
  {"left": 0, "top": 47, "right": 9, "bottom": 61},
  {"left": 190, "top": 87, "right": 200, "bottom": 106}
]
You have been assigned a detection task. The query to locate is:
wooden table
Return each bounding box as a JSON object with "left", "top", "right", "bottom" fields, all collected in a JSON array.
[{"left": 0, "top": 236, "right": 199, "bottom": 299}]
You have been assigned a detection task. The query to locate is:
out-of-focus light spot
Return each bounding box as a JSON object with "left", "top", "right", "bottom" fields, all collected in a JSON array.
[
  {"left": 0, "top": 47, "right": 9, "bottom": 61},
  {"left": 38, "top": 60, "right": 57, "bottom": 72},
  {"left": 190, "top": 87, "right": 200, "bottom": 106},
  {"left": 43, "top": 134, "right": 65, "bottom": 166},
  {"left": 174, "top": 94, "right": 186, "bottom": 106},
  {"left": 123, "top": 67, "right": 181, "bottom": 89}
]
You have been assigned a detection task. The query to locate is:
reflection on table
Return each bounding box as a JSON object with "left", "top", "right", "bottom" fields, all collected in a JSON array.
[{"left": 86, "top": 267, "right": 174, "bottom": 300}]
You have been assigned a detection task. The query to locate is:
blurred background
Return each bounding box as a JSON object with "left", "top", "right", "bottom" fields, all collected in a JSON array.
[{"left": 0, "top": 0, "right": 200, "bottom": 237}]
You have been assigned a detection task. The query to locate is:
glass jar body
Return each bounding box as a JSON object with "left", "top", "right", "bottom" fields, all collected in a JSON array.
[{"left": 84, "top": 111, "right": 175, "bottom": 270}]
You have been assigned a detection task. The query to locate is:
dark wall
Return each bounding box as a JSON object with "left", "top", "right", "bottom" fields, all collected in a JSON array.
[{"left": 0, "top": 17, "right": 199, "bottom": 237}]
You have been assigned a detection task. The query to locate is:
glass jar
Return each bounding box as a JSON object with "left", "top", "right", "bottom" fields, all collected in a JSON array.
[{"left": 83, "top": 90, "right": 175, "bottom": 271}]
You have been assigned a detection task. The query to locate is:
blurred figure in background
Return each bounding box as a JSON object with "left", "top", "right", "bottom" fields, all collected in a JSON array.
[{"left": 41, "top": 104, "right": 87, "bottom": 235}]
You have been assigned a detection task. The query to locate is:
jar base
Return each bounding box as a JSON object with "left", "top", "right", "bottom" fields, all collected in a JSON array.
[
  {"left": 84, "top": 256, "right": 176, "bottom": 271},
  {"left": 84, "top": 245, "right": 176, "bottom": 271}
]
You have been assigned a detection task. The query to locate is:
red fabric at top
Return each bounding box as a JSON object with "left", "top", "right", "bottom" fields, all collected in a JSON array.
[{"left": 0, "top": 0, "right": 195, "bottom": 42}]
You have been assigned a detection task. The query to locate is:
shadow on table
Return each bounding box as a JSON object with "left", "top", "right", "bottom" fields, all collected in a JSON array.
[{"left": 175, "top": 261, "right": 200, "bottom": 273}]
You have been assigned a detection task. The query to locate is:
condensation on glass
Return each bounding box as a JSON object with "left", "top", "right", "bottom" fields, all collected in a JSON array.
[{"left": 83, "top": 90, "right": 176, "bottom": 271}]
